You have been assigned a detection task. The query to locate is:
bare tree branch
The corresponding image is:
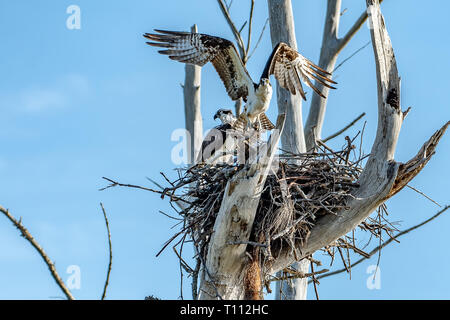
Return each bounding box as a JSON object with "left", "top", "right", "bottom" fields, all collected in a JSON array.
[
  {"left": 304, "top": 0, "right": 341, "bottom": 149},
  {"left": 247, "top": 18, "right": 270, "bottom": 61},
  {"left": 246, "top": 0, "right": 255, "bottom": 61},
  {"left": 0, "top": 205, "right": 75, "bottom": 300},
  {"left": 100, "top": 203, "right": 112, "bottom": 300},
  {"left": 217, "top": 0, "right": 246, "bottom": 58},
  {"left": 333, "top": 41, "right": 371, "bottom": 72},
  {"left": 100, "top": 177, "right": 191, "bottom": 205},
  {"left": 322, "top": 112, "right": 366, "bottom": 143},
  {"left": 389, "top": 121, "right": 449, "bottom": 198},
  {"left": 304, "top": 0, "right": 385, "bottom": 150},
  {"left": 313, "top": 205, "right": 449, "bottom": 282},
  {"left": 268, "top": 0, "right": 306, "bottom": 155},
  {"left": 337, "top": 0, "right": 384, "bottom": 55},
  {"left": 406, "top": 185, "right": 442, "bottom": 208},
  {"left": 269, "top": 268, "right": 329, "bottom": 282},
  {"left": 266, "top": 0, "right": 448, "bottom": 276}
]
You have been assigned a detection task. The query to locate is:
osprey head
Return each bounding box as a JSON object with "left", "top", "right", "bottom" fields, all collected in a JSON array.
[
  {"left": 213, "top": 108, "right": 235, "bottom": 124},
  {"left": 259, "top": 78, "right": 271, "bottom": 87}
]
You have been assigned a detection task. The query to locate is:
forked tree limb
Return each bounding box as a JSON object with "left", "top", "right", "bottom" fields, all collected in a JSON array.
[
  {"left": 198, "top": 114, "right": 286, "bottom": 300},
  {"left": 304, "top": 0, "right": 342, "bottom": 149},
  {"left": 0, "top": 205, "right": 75, "bottom": 300},
  {"left": 265, "top": 0, "right": 448, "bottom": 276},
  {"left": 304, "top": 0, "right": 384, "bottom": 150},
  {"left": 217, "top": 0, "right": 246, "bottom": 59}
]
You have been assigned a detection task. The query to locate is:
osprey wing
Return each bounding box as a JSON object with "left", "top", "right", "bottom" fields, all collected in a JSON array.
[
  {"left": 145, "top": 30, "right": 255, "bottom": 101},
  {"left": 263, "top": 43, "right": 337, "bottom": 100}
]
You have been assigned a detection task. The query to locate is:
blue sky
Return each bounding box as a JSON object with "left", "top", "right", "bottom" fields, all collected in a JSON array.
[{"left": 0, "top": 0, "right": 448, "bottom": 300}]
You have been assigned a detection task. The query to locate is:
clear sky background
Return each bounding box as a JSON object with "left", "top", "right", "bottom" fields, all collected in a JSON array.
[{"left": 0, "top": 0, "right": 448, "bottom": 300}]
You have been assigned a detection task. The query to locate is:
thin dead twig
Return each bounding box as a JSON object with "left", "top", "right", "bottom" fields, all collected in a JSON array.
[
  {"left": 313, "top": 205, "right": 450, "bottom": 283},
  {"left": 0, "top": 205, "right": 75, "bottom": 300},
  {"left": 100, "top": 177, "right": 191, "bottom": 205},
  {"left": 333, "top": 41, "right": 371, "bottom": 73},
  {"left": 322, "top": 112, "right": 366, "bottom": 143},
  {"left": 248, "top": 18, "right": 269, "bottom": 61},
  {"left": 336, "top": 0, "right": 385, "bottom": 54},
  {"left": 245, "top": 0, "right": 255, "bottom": 61},
  {"left": 100, "top": 203, "right": 113, "bottom": 300},
  {"left": 406, "top": 185, "right": 442, "bottom": 208},
  {"left": 269, "top": 267, "right": 328, "bottom": 282},
  {"left": 217, "top": 0, "right": 246, "bottom": 58}
]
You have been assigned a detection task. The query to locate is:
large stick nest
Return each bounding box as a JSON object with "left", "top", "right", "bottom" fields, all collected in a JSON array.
[{"left": 159, "top": 136, "right": 393, "bottom": 273}]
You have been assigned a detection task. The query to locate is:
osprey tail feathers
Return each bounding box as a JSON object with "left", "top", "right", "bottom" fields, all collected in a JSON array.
[
  {"left": 257, "top": 113, "right": 275, "bottom": 131},
  {"left": 234, "top": 113, "right": 275, "bottom": 131}
]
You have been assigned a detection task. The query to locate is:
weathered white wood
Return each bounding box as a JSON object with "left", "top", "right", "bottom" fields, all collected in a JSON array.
[
  {"left": 304, "top": 0, "right": 380, "bottom": 150},
  {"left": 304, "top": 0, "right": 341, "bottom": 150},
  {"left": 274, "top": 260, "right": 309, "bottom": 300},
  {"left": 198, "top": 114, "right": 286, "bottom": 300},
  {"left": 266, "top": 0, "right": 409, "bottom": 275},
  {"left": 195, "top": 0, "right": 447, "bottom": 300},
  {"left": 267, "top": 0, "right": 309, "bottom": 300},
  {"left": 184, "top": 25, "right": 203, "bottom": 164},
  {"left": 268, "top": 0, "right": 306, "bottom": 155}
]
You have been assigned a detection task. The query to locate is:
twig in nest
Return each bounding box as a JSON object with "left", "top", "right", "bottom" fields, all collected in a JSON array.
[
  {"left": 268, "top": 267, "right": 329, "bottom": 282},
  {"left": 143, "top": 132, "right": 392, "bottom": 294},
  {"left": 100, "top": 177, "right": 191, "bottom": 204}
]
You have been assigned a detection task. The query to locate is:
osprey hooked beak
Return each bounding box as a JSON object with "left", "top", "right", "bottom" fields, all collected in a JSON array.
[{"left": 213, "top": 109, "right": 233, "bottom": 121}]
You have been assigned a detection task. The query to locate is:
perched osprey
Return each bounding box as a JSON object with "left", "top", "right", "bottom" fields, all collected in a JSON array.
[
  {"left": 144, "top": 29, "right": 336, "bottom": 130},
  {"left": 196, "top": 109, "right": 239, "bottom": 164}
]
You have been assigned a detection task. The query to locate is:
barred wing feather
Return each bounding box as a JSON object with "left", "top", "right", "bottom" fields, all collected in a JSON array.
[
  {"left": 144, "top": 30, "right": 255, "bottom": 102},
  {"left": 266, "top": 43, "right": 337, "bottom": 100}
]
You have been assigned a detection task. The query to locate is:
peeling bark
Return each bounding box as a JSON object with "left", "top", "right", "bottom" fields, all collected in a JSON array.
[{"left": 198, "top": 114, "right": 286, "bottom": 300}]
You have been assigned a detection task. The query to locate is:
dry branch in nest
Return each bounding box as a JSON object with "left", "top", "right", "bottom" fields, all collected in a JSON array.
[{"left": 154, "top": 133, "right": 395, "bottom": 287}]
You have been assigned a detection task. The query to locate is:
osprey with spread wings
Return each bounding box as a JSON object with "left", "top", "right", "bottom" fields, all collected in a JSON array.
[{"left": 144, "top": 29, "right": 336, "bottom": 130}]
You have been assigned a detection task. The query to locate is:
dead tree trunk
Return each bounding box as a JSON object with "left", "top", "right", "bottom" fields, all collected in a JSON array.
[
  {"left": 183, "top": 25, "right": 203, "bottom": 164},
  {"left": 267, "top": 0, "right": 308, "bottom": 300},
  {"left": 198, "top": 114, "right": 286, "bottom": 300},
  {"left": 264, "top": 0, "right": 448, "bottom": 276},
  {"left": 267, "top": 0, "right": 306, "bottom": 154},
  {"left": 195, "top": 0, "right": 448, "bottom": 300}
]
